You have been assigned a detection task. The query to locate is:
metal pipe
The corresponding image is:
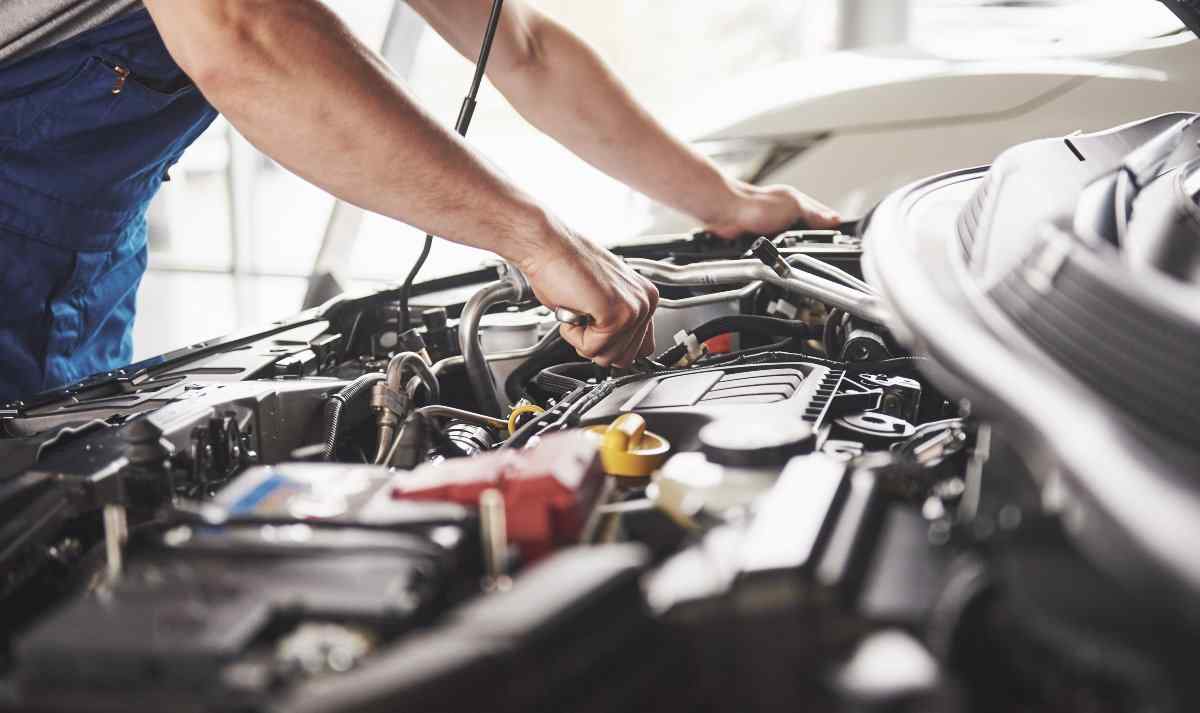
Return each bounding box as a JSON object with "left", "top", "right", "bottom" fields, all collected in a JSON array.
[
  {"left": 414, "top": 405, "right": 509, "bottom": 431},
  {"left": 459, "top": 280, "right": 520, "bottom": 417},
  {"left": 372, "top": 351, "right": 435, "bottom": 465},
  {"left": 786, "top": 254, "right": 875, "bottom": 294},
  {"left": 386, "top": 351, "right": 439, "bottom": 402},
  {"left": 658, "top": 282, "right": 762, "bottom": 309},
  {"left": 626, "top": 257, "right": 890, "bottom": 323},
  {"left": 373, "top": 424, "right": 395, "bottom": 466}
]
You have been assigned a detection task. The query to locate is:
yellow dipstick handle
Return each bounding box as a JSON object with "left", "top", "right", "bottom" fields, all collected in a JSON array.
[
  {"left": 588, "top": 413, "right": 671, "bottom": 478},
  {"left": 603, "top": 413, "right": 646, "bottom": 454}
]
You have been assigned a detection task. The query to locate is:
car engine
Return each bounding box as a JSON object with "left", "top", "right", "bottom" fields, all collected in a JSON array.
[{"left": 1, "top": 112, "right": 1199, "bottom": 713}]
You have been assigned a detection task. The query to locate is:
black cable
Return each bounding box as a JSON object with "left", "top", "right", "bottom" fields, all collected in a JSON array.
[
  {"left": 655, "top": 315, "right": 814, "bottom": 365},
  {"left": 397, "top": 237, "right": 433, "bottom": 333},
  {"left": 398, "top": 0, "right": 507, "bottom": 332}
]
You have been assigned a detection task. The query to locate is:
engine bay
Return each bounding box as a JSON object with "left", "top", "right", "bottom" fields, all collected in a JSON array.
[{"left": 3, "top": 114, "right": 1200, "bottom": 713}]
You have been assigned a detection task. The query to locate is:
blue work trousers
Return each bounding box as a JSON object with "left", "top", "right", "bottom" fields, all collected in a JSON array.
[{"left": 0, "top": 10, "right": 217, "bottom": 402}]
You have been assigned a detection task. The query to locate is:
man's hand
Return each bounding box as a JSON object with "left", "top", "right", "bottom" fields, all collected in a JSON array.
[
  {"left": 514, "top": 227, "right": 658, "bottom": 368},
  {"left": 705, "top": 181, "right": 841, "bottom": 240}
]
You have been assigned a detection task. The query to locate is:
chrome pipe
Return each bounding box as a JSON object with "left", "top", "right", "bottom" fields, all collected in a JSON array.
[
  {"left": 626, "top": 257, "right": 889, "bottom": 323},
  {"left": 428, "top": 328, "right": 559, "bottom": 384},
  {"left": 385, "top": 351, "right": 438, "bottom": 402},
  {"left": 786, "top": 254, "right": 875, "bottom": 294},
  {"left": 657, "top": 282, "right": 762, "bottom": 309},
  {"left": 415, "top": 405, "right": 510, "bottom": 431}
]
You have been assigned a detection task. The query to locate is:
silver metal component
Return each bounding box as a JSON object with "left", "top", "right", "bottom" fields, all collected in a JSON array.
[
  {"left": 554, "top": 306, "right": 591, "bottom": 327},
  {"left": 479, "top": 488, "right": 511, "bottom": 592},
  {"left": 385, "top": 351, "right": 438, "bottom": 406},
  {"left": 415, "top": 405, "right": 509, "bottom": 431},
  {"left": 429, "top": 327, "right": 563, "bottom": 383},
  {"left": 276, "top": 623, "right": 375, "bottom": 675},
  {"left": 103, "top": 504, "right": 128, "bottom": 582},
  {"left": 372, "top": 351, "right": 435, "bottom": 465},
  {"left": 495, "top": 261, "right": 534, "bottom": 302},
  {"left": 371, "top": 372, "right": 413, "bottom": 466},
  {"left": 373, "top": 422, "right": 396, "bottom": 466},
  {"left": 443, "top": 422, "right": 497, "bottom": 458},
  {"left": 786, "top": 253, "right": 876, "bottom": 294},
  {"left": 381, "top": 420, "right": 408, "bottom": 468},
  {"left": 478, "top": 309, "right": 544, "bottom": 353},
  {"left": 658, "top": 282, "right": 762, "bottom": 309},
  {"left": 626, "top": 257, "right": 890, "bottom": 324}
]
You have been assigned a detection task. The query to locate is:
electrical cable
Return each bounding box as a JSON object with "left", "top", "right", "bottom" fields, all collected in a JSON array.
[
  {"left": 398, "top": 0, "right": 507, "bottom": 332},
  {"left": 654, "top": 314, "right": 814, "bottom": 366}
]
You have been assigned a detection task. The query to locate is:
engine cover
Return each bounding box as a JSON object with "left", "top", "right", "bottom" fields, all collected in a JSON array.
[{"left": 581, "top": 361, "right": 844, "bottom": 451}]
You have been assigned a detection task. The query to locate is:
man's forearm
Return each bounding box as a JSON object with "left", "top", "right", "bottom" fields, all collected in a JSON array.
[
  {"left": 489, "top": 16, "right": 746, "bottom": 227},
  {"left": 143, "top": 0, "right": 559, "bottom": 265}
]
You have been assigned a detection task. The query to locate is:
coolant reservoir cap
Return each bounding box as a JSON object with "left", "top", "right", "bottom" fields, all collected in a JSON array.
[
  {"left": 698, "top": 416, "right": 815, "bottom": 467},
  {"left": 587, "top": 413, "right": 671, "bottom": 478}
]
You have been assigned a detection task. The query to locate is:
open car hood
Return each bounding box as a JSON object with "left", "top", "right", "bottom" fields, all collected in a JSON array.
[{"left": 1160, "top": 0, "right": 1200, "bottom": 38}]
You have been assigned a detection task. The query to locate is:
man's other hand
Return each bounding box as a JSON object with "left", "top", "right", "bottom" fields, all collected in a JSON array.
[{"left": 705, "top": 181, "right": 841, "bottom": 239}]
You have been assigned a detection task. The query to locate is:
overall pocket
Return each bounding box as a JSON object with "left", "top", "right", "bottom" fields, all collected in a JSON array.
[
  {"left": 0, "top": 45, "right": 217, "bottom": 250},
  {"left": 22, "top": 54, "right": 199, "bottom": 151}
]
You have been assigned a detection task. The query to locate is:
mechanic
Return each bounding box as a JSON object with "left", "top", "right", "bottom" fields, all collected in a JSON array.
[{"left": 0, "top": 0, "right": 839, "bottom": 402}]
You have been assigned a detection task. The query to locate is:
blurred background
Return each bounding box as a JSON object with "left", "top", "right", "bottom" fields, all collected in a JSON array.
[{"left": 132, "top": 0, "right": 1187, "bottom": 358}]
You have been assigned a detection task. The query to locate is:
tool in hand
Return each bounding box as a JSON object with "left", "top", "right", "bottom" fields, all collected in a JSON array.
[{"left": 553, "top": 307, "right": 662, "bottom": 374}]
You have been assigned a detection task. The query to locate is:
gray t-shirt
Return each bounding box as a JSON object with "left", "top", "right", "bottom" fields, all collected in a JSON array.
[{"left": 0, "top": 0, "right": 142, "bottom": 65}]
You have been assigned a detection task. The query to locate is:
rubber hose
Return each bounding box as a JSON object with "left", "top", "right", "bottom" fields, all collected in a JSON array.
[
  {"left": 504, "top": 331, "right": 578, "bottom": 403},
  {"left": 459, "top": 280, "right": 518, "bottom": 417},
  {"left": 323, "top": 373, "right": 386, "bottom": 461},
  {"left": 533, "top": 362, "right": 594, "bottom": 396}
]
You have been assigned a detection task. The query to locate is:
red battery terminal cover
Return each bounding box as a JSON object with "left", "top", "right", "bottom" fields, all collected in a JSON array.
[{"left": 390, "top": 431, "right": 604, "bottom": 561}]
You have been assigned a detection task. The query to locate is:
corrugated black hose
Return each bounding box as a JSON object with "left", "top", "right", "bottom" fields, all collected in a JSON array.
[{"left": 323, "top": 372, "right": 386, "bottom": 461}]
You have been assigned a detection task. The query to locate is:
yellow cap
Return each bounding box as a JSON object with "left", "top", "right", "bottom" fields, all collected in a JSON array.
[{"left": 587, "top": 413, "right": 671, "bottom": 478}]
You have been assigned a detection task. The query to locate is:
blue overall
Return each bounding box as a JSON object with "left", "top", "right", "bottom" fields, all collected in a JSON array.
[{"left": 0, "top": 10, "right": 217, "bottom": 402}]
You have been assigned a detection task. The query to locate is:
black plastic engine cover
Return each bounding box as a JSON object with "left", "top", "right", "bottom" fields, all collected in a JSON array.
[{"left": 581, "top": 361, "right": 844, "bottom": 452}]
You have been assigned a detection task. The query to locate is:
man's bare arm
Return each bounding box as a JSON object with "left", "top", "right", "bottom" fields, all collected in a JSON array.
[
  {"left": 408, "top": 0, "right": 839, "bottom": 237},
  {"left": 143, "top": 0, "right": 658, "bottom": 367}
]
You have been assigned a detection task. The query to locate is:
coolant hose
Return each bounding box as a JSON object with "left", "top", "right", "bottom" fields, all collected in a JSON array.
[{"left": 459, "top": 279, "right": 521, "bottom": 417}]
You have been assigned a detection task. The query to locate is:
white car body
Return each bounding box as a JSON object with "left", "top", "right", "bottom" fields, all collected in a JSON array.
[{"left": 640, "top": 29, "right": 1200, "bottom": 230}]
